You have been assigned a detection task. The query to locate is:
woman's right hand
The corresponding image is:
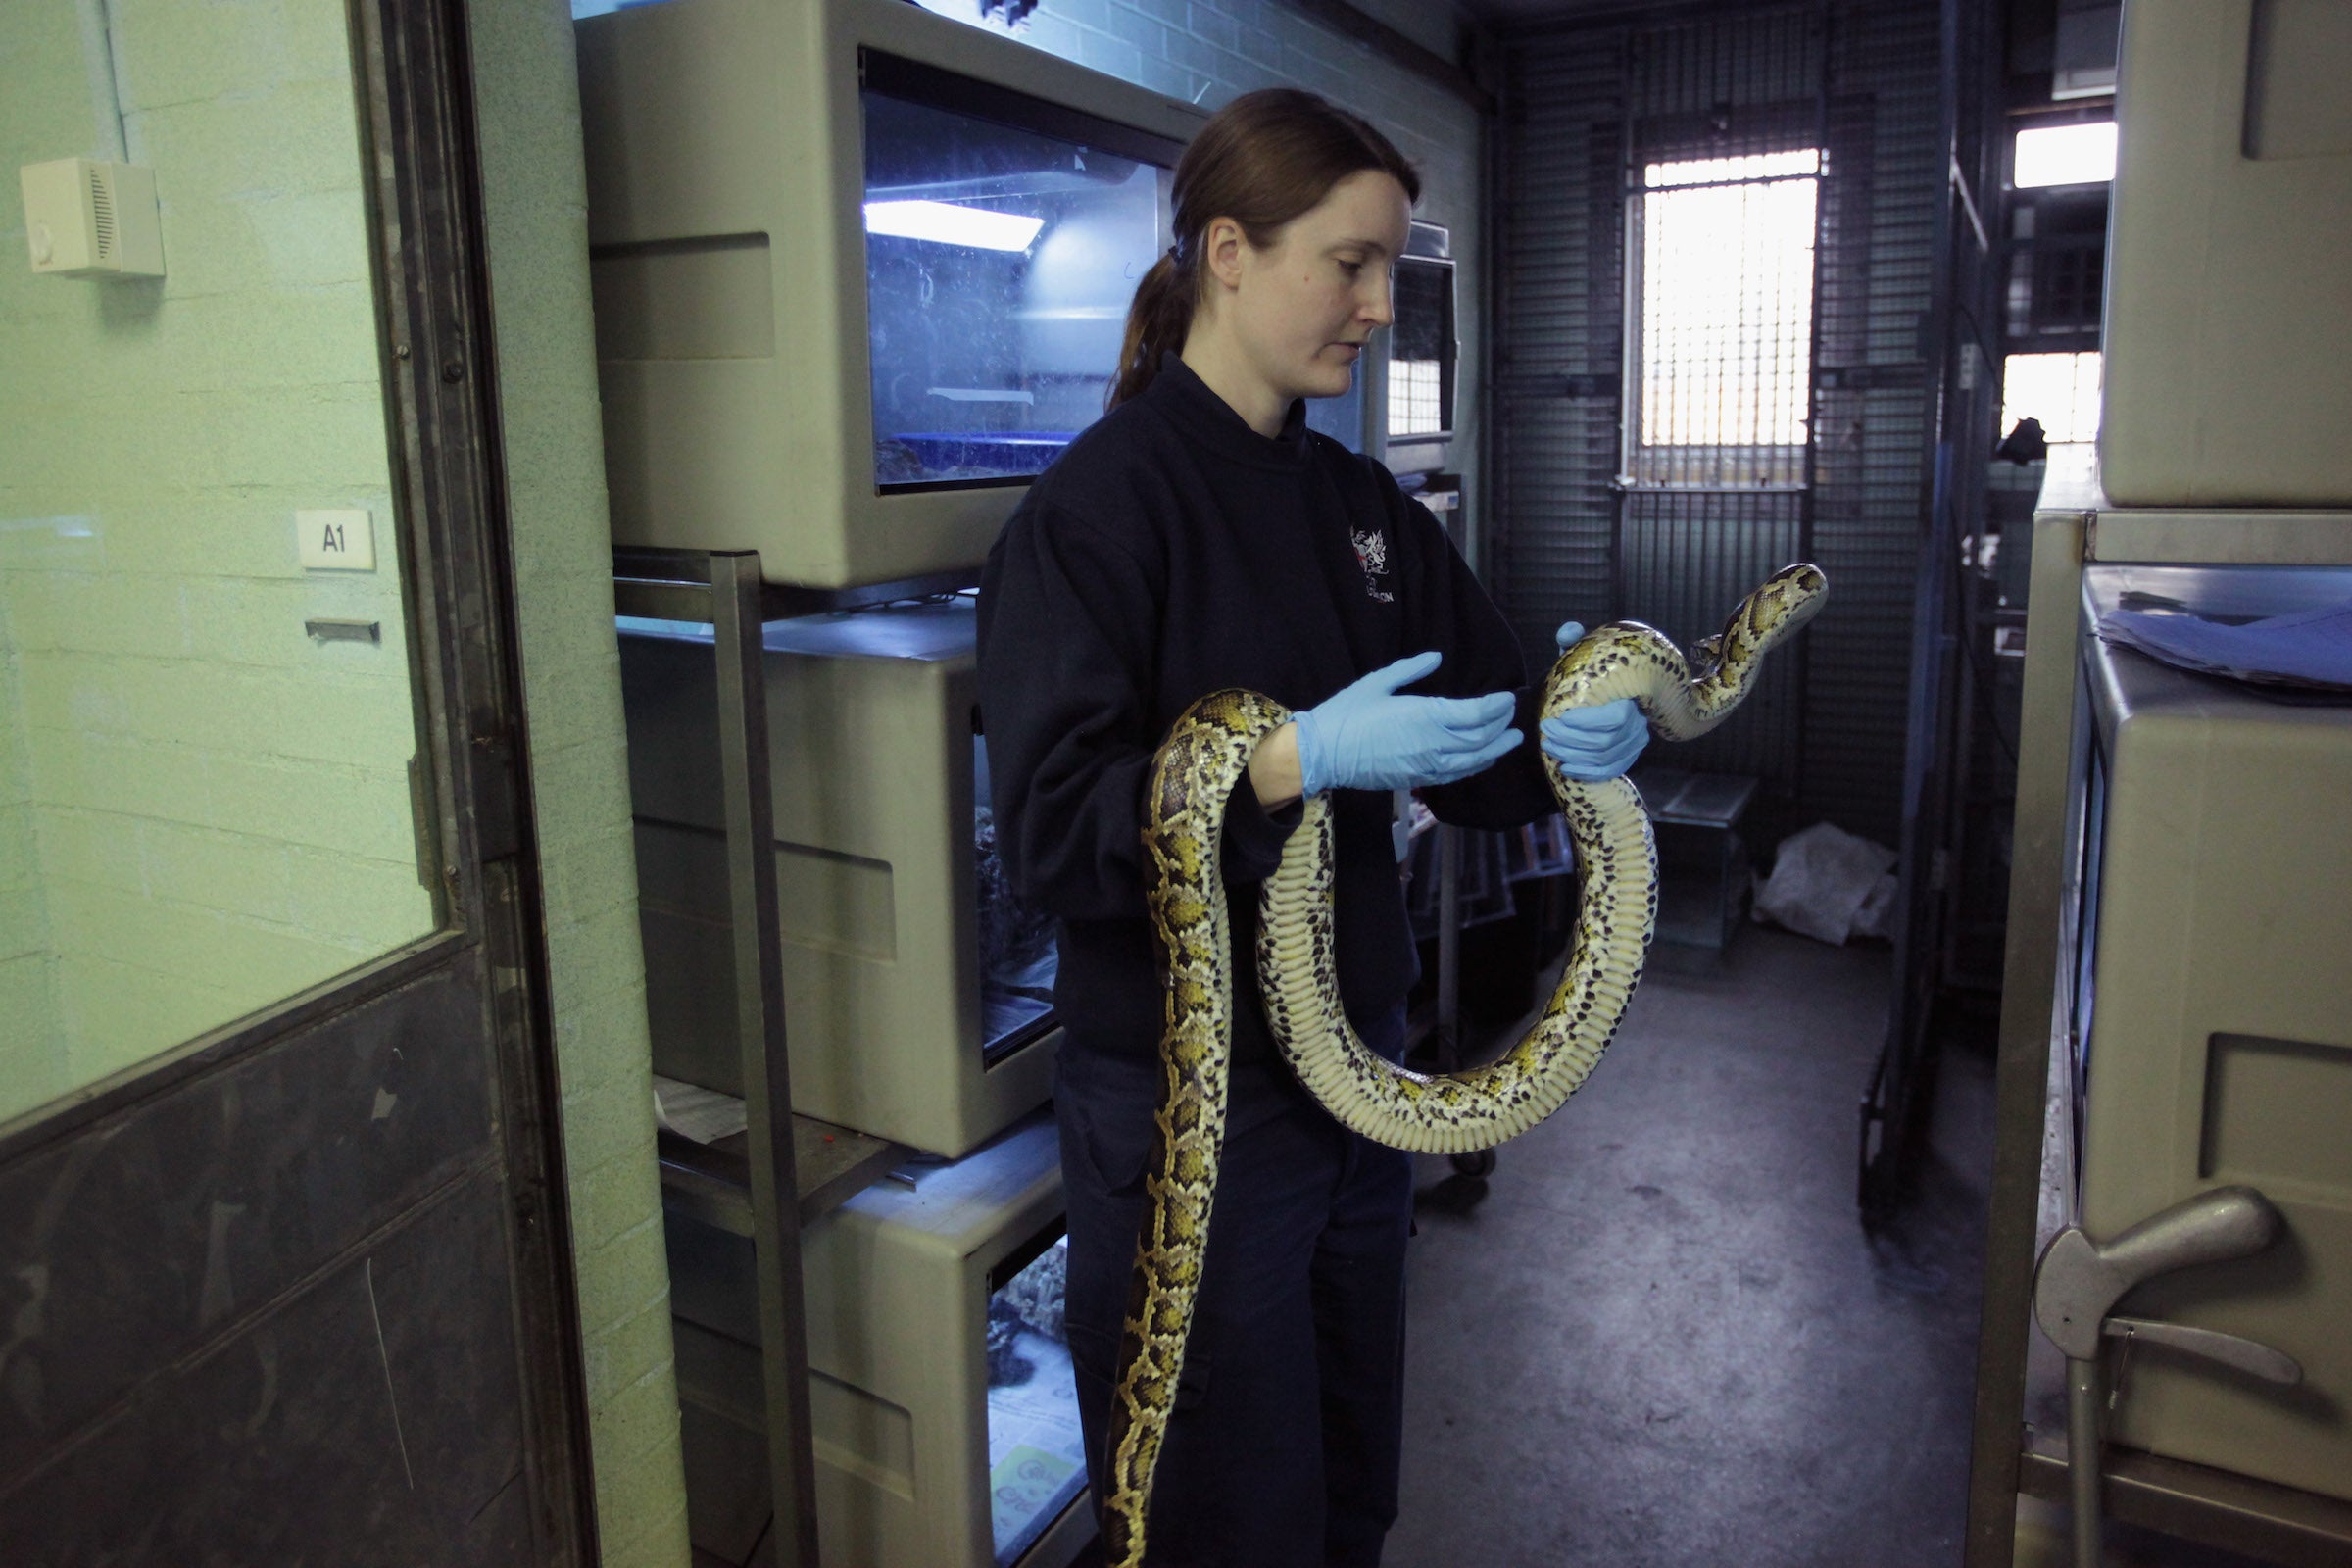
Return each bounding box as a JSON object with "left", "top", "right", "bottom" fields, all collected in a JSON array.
[{"left": 1293, "top": 651, "right": 1520, "bottom": 797}]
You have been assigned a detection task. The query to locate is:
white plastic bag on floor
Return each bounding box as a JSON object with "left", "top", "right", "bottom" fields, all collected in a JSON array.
[
  {"left": 1752, "top": 821, "right": 1899, "bottom": 945},
  {"left": 1848, "top": 863, "right": 1901, "bottom": 942}
]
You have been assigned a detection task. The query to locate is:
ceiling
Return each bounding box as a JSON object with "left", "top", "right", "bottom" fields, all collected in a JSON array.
[
  {"left": 1448, "top": 0, "right": 1618, "bottom": 19},
  {"left": 1453, "top": 0, "right": 1783, "bottom": 30},
  {"left": 1456, "top": 0, "right": 1619, "bottom": 21}
]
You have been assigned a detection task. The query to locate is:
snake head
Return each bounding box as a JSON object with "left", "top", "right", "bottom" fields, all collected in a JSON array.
[
  {"left": 1538, "top": 563, "right": 1826, "bottom": 730},
  {"left": 1719, "top": 563, "right": 1830, "bottom": 662},
  {"left": 1774, "top": 562, "right": 1830, "bottom": 598}
]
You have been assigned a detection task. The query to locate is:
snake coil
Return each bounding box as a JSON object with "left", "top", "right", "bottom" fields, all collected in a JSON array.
[{"left": 1102, "top": 563, "right": 1828, "bottom": 1568}]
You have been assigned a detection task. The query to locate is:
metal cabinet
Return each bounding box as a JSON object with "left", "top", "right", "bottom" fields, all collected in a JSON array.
[{"left": 1962, "top": 454, "right": 2352, "bottom": 1565}]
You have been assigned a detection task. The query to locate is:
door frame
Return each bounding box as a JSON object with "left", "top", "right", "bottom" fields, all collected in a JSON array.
[{"left": 0, "top": 0, "right": 596, "bottom": 1557}]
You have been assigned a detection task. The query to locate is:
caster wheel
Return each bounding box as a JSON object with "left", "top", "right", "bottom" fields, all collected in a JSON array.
[{"left": 1450, "top": 1148, "right": 1496, "bottom": 1179}]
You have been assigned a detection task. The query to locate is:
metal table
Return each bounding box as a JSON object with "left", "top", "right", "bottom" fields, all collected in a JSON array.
[{"left": 1628, "top": 764, "right": 1758, "bottom": 956}]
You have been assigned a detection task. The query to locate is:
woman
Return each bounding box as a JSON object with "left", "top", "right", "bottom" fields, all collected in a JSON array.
[{"left": 977, "top": 89, "right": 1647, "bottom": 1566}]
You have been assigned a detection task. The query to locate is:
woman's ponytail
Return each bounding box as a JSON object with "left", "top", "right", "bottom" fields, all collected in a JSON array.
[
  {"left": 1108, "top": 249, "right": 1195, "bottom": 410},
  {"left": 1104, "top": 90, "right": 1420, "bottom": 414}
]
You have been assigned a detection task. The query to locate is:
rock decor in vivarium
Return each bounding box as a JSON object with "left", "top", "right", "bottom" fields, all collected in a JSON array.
[
  {"left": 985, "top": 1233, "right": 1084, "bottom": 1567},
  {"left": 862, "top": 82, "right": 1171, "bottom": 491}
]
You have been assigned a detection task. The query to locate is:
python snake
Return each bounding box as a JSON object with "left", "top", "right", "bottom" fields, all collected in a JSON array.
[{"left": 1101, "top": 563, "right": 1827, "bottom": 1567}]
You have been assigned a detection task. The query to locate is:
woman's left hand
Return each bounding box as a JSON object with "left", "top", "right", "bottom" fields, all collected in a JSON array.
[
  {"left": 1541, "top": 701, "right": 1648, "bottom": 781},
  {"left": 1541, "top": 620, "right": 1649, "bottom": 782}
]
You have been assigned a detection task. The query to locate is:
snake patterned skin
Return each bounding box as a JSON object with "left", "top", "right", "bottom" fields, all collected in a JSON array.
[{"left": 1102, "top": 563, "right": 1828, "bottom": 1568}]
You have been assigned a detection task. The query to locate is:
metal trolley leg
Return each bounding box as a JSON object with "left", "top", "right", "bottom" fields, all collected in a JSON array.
[
  {"left": 710, "top": 551, "right": 820, "bottom": 1567},
  {"left": 2032, "top": 1187, "right": 2301, "bottom": 1568}
]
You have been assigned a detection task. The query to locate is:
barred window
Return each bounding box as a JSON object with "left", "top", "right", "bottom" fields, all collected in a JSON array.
[
  {"left": 2000, "top": 350, "right": 2103, "bottom": 444},
  {"left": 1630, "top": 149, "right": 1820, "bottom": 486}
]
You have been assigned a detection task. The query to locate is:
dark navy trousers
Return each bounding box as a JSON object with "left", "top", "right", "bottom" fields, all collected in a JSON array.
[{"left": 1054, "top": 1005, "right": 1413, "bottom": 1568}]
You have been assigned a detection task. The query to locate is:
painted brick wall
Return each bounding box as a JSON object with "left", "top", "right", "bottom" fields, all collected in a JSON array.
[
  {"left": 0, "top": 584, "right": 47, "bottom": 1097},
  {"left": 1, "top": 0, "right": 691, "bottom": 1553},
  {"left": 0, "top": 0, "right": 433, "bottom": 1122},
  {"left": 466, "top": 1, "right": 693, "bottom": 1561},
  {"left": 920, "top": 0, "right": 1492, "bottom": 556}
]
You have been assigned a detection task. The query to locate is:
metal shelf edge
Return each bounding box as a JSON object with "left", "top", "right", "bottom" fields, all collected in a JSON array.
[
  {"left": 2018, "top": 1445, "right": 2352, "bottom": 1566},
  {"left": 657, "top": 1115, "right": 904, "bottom": 1234}
]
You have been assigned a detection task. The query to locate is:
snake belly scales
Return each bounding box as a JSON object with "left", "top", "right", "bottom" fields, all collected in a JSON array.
[{"left": 1102, "top": 562, "right": 1828, "bottom": 1568}]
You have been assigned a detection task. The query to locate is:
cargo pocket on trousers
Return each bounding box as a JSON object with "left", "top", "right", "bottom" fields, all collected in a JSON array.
[{"left": 1056, "top": 1064, "right": 1155, "bottom": 1200}]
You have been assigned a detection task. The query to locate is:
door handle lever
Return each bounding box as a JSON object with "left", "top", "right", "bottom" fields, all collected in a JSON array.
[
  {"left": 2032, "top": 1186, "right": 2290, "bottom": 1568},
  {"left": 2103, "top": 1316, "right": 2301, "bottom": 1386},
  {"left": 2034, "top": 1185, "right": 2282, "bottom": 1360}
]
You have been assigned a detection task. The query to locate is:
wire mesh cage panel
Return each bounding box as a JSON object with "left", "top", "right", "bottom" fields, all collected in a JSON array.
[
  {"left": 1617, "top": 490, "right": 1805, "bottom": 783},
  {"left": 1629, "top": 3, "right": 1823, "bottom": 116},
  {"left": 1496, "top": 35, "right": 1627, "bottom": 671},
  {"left": 1615, "top": 9, "right": 1829, "bottom": 797},
  {"left": 1623, "top": 11, "right": 1824, "bottom": 497},
  {"left": 1807, "top": 2, "right": 1941, "bottom": 843},
  {"left": 1498, "top": 0, "right": 1942, "bottom": 843}
]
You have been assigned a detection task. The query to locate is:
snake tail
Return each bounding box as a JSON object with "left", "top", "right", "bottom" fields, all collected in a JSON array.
[{"left": 1102, "top": 694, "right": 1274, "bottom": 1568}]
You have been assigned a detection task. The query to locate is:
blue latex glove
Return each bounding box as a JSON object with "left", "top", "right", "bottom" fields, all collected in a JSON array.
[
  {"left": 1294, "top": 651, "right": 1520, "bottom": 797},
  {"left": 1542, "top": 619, "right": 1651, "bottom": 782}
]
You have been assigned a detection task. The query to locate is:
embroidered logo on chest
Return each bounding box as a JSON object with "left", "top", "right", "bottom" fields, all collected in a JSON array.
[{"left": 1350, "top": 528, "right": 1395, "bottom": 603}]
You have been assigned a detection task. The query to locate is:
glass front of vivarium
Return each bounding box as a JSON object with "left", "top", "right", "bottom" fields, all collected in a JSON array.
[
  {"left": 863, "top": 86, "right": 1171, "bottom": 489},
  {"left": 974, "top": 733, "right": 1056, "bottom": 1060},
  {"left": 986, "top": 1231, "right": 1084, "bottom": 1565}
]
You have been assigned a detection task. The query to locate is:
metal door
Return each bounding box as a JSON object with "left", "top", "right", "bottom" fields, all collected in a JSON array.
[
  {"left": 1496, "top": 1, "right": 1948, "bottom": 845},
  {"left": 0, "top": 0, "right": 592, "bottom": 1560},
  {"left": 1612, "top": 14, "right": 1828, "bottom": 793}
]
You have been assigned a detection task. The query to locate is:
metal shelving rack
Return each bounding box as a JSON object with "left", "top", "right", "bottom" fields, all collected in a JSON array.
[
  {"left": 610, "top": 546, "right": 976, "bottom": 1566},
  {"left": 1960, "top": 459, "right": 2352, "bottom": 1568}
]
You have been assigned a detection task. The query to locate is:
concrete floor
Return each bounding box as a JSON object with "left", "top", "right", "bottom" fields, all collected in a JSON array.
[
  {"left": 1386, "top": 926, "right": 1996, "bottom": 1568},
  {"left": 1055, "top": 922, "right": 2271, "bottom": 1566}
]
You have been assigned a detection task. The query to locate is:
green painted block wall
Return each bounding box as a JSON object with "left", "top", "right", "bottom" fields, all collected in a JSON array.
[
  {"left": 1, "top": 0, "right": 691, "bottom": 1548},
  {"left": 0, "top": 0, "right": 436, "bottom": 1122},
  {"left": 465, "top": 0, "right": 692, "bottom": 1560},
  {"left": 1, "top": 0, "right": 690, "bottom": 1550},
  {"left": 0, "top": 579, "right": 52, "bottom": 1101}
]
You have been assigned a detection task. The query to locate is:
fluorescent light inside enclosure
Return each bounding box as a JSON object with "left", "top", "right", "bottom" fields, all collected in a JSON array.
[
  {"left": 1644, "top": 148, "right": 1820, "bottom": 187},
  {"left": 1636, "top": 152, "right": 1820, "bottom": 466},
  {"left": 2000, "top": 351, "right": 2103, "bottom": 444},
  {"left": 2013, "top": 122, "right": 2116, "bottom": 187},
  {"left": 863, "top": 200, "right": 1045, "bottom": 252}
]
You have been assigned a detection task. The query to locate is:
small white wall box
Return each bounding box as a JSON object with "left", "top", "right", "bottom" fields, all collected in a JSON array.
[
  {"left": 665, "top": 1112, "right": 1093, "bottom": 1567},
  {"left": 20, "top": 158, "right": 164, "bottom": 278},
  {"left": 620, "top": 596, "right": 1060, "bottom": 1157},
  {"left": 2099, "top": 0, "right": 2352, "bottom": 505},
  {"left": 2069, "top": 563, "right": 2352, "bottom": 1502}
]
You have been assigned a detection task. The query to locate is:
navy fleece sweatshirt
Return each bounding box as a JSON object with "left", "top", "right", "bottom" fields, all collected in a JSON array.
[{"left": 976, "top": 355, "right": 1555, "bottom": 1066}]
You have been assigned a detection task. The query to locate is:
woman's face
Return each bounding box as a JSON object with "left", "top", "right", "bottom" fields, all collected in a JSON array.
[{"left": 1218, "top": 169, "right": 1414, "bottom": 409}]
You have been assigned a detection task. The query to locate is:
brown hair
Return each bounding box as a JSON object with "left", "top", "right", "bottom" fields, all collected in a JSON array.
[{"left": 1108, "top": 89, "right": 1420, "bottom": 409}]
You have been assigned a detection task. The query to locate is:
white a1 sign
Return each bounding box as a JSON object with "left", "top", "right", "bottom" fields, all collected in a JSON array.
[{"left": 298, "top": 509, "right": 376, "bottom": 571}]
